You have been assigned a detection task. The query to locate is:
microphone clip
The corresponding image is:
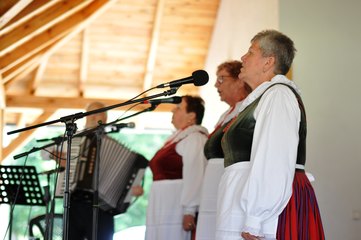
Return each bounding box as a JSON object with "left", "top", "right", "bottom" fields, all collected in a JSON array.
[{"left": 164, "top": 87, "right": 179, "bottom": 96}]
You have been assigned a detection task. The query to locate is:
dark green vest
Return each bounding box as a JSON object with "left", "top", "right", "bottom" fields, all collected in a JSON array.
[
  {"left": 204, "top": 123, "right": 228, "bottom": 159},
  {"left": 222, "top": 84, "right": 307, "bottom": 168}
]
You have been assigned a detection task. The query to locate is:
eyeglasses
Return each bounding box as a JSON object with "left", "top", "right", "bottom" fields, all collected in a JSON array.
[{"left": 216, "top": 75, "right": 233, "bottom": 84}]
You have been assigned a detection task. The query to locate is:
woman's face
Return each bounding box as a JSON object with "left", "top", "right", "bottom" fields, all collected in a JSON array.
[
  {"left": 239, "top": 41, "right": 268, "bottom": 89},
  {"left": 171, "top": 99, "right": 194, "bottom": 130},
  {"left": 215, "top": 68, "right": 247, "bottom": 106}
]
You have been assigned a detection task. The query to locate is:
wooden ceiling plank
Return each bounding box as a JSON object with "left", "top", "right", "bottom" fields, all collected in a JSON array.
[
  {"left": 0, "top": 0, "right": 58, "bottom": 33},
  {"left": 0, "top": 27, "right": 72, "bottom": 73},
  {"left": 0, "top": 74, "right": 4, "bottom": 160},
  {"left": 0, "top": 0, "right": 93, "bottom": 56},
  {"left": 6, "top": 95, "right": 135, "bottom": 110},
  {"left": 0, "top": 0, "right": 115, "bottom": 73},
  {"left": 5, "top": 24, "right": 87, "bottom": 91},
  {"left": 15, "top": 112, "right": 27, "bottom": 128},
  {"left": 0, "top": 108, "right": 3, "bottom": 161},
  {"left": 142, "top": 0, "right": 165, "bottom": 91},
  {"left": 13, "top": 113, "right": 22, "bottom": 127},
  {"left": 5, "top": 94, "right": 173, "bottom": 112},
  {"left": 2, "top": 110, "right": 55, "bottom": 160},
  {"left": 80, "top": 28, "right": 90, "bottom": 96},
  {"left": 2, "top": 55, "right": 41, "bottom": 88},
  {"left": 0, "top": 0, "right": 32, "bottom": 29},
  {"left": 1, "top": 42, "right": 58, "bottom": 86},
  {"left": 32, "top": 55, "right": 50, "bottom": 93},
  {"left": 0, "top": 74, "right": 4, "bottom": 108}
]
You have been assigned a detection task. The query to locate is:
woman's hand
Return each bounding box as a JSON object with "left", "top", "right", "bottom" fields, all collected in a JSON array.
[
  {"left": 182, "top": 214, "right": 195, "bottom": 232},
  {"left": 241, "top": 232, "right": 262, "bottom": 240},
  {"left": 131, "top": 185, "right": 144, "bottom": 196}
]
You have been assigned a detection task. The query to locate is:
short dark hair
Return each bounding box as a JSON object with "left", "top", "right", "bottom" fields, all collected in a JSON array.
[
  {"left": 252, "top": 29, "right": 296, "bottom": 75},
  {"left": 182, "top": 95, "right": 205, "bottom": 125}
]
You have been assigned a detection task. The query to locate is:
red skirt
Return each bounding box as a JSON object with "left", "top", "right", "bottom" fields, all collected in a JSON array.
[{"left": 276, "top": 171, "right": 325, "bottom": 240}]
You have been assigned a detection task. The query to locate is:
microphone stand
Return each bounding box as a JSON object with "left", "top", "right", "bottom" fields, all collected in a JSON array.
[
  {"left": 7, "top": 87, "right": 179, "bottom": 240},
  {"left": 62, "top": 118, "right": 77, "bottom": 240},
  {"left": 91, "top": 125, "right": 104, "bottom": 240},
  {"left": 45, "top": 139, "right": 63, "bottom": 240},
  {"left": 12, "top": 104, "right": 158, "bottom": 160}
]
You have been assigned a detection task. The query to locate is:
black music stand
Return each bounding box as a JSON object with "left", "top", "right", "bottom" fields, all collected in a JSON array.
[{"left": 0, "top": 165, "right": 45, "bottom": 240}]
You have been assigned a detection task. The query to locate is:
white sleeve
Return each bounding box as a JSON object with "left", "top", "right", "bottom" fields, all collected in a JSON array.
[
  {"left": 176, "top": 132, "right": 208, "bottom": 216},
  {"left": 240, "top": 85, "right": 301, "bottom": 235}
]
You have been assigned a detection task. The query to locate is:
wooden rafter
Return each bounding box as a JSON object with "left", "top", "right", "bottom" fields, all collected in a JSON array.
[
  {"left": 0, "top": 0, "right": 57, "bottom": 31},
  {"left": 32, "top": 54, "right": 50, "bottom": 94},
  {"left": 143, "top": 0, "right": 165, "bottom": 91},
  {"left": 79, "top": 28, "right": 89, "bottom": 96},
  {"left": 0, "top": 0, "right": 113, "bottom": 72},
  {"left": 0, "top": 0, "right": 93, "bottom": 56},
  {"left": 2, "top": 46, "right": 49, "bottom": 85},
  {"left": 0, "top": 24, "right": 73, "bottom": 73},
  {"left": 1, "top": 0, "right": 221, "bottom": 162},
  {"left": 2, "top": 110, "right": 55, "bottom": 161},
  {"left": 5, "top": 94, "right": 174, "bottom": 112},
  {"left": 0, "top": 75, "right": 4, "bottom": 160},
  {"left": 0, "top": 0, "right": 32, "bottom": 29}
]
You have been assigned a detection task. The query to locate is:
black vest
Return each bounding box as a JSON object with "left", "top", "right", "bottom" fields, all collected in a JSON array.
[{"left": 222, "top": 83, "right": 307, "bottom": 168}]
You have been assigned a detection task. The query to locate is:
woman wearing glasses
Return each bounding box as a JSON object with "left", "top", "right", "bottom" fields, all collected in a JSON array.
[{"left": 196, "top": 60, "right": 251, "bottom": 240}]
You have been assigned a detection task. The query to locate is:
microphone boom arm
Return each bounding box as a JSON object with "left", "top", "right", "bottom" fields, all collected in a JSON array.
[{"left": 7, "top": 87, "right": 179, "bottom": 136}]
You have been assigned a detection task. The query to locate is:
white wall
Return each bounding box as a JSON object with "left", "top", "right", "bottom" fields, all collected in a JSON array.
[
  {"left": 201, "top": 0, "right": 279, "bottom": 130},
  {"left": 280, "top": 0, "right": 361, "bottom": 239}
]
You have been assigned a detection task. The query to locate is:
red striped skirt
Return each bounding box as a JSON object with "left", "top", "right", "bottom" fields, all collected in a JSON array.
[{"left": 276, "top": 171, "right": 325, "bottom": 240}]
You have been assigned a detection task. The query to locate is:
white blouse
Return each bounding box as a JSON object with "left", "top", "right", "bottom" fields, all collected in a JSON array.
[
  {"left": 169, "top": 125, "right": 209, "bottom": 215},
  {"left": 237, "top": 75, "right": 302, "bottom": 236}
]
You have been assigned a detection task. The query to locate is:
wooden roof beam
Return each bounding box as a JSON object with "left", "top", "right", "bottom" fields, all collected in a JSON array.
[
  {"left": 0, "top": 0, "right": 57, "bottom": 32},
  {"left": 2, "top": 110, "right": 55, "bottom": 161},
  {"left": 5, "top": 95, "right": 174, "bottom": 112},
  {"left": 32, "top": 55, "right": 50, "bottom": 95},
  {"left": 0, "top": 0, "right": 114, "bottom": 73},
  {"left": 143, "top": 0, "right": 165, "bottom": 91},
  {"left": 0, "top": 0, "right": 93, "bottom": 56},
  {"left": 79, "top": 28, "right": 90, "bottom": 96},
  {"left": 0, "top": 0, "right": 32, "bottom": 29},
  {"left": 1, "top": 47, "right": 50, "bottom": 86},
  {"left": 0, "top": 25, "right": 73, "bottom": 73},
  {"left": 0, "top": 75, "right": 4, "bottom": 160}
]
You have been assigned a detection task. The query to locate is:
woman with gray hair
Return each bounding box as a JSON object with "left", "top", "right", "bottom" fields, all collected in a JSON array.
[{"left": 216, "top": 30, "right": 325, "bottom": 240}]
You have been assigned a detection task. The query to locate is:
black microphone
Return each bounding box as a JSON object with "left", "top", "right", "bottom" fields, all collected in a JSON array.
[
  {"left": 156, "top": 70, "right": 209, "bottom": 88},
  {"left": 143, "top": 96, "right": 182, "bottom": 105},
  {"left": 108, "top": 122, "right": 135, "bottom": 132},
  {"left": 36, "top": 136, "right": 66, "bottom": 143},
  {"left": 39, "top": 167, "right": 65, "bottom": 175}
]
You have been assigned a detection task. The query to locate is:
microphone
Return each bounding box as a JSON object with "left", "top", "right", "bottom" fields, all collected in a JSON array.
[
  {"left": 39, "top": 167, "right": 65, "bottom": 175},
  {"left": 107, "top": 122, "right": 135, "bottom": 132},
  {"left": 156, "top": 70, "right": 209, "bottom": 88},
  {"left": 36, "top": 136, "right": 66, "bottom": 143},
  {"left": 143, "top": 96, "right": 182, "bottom": 105}
]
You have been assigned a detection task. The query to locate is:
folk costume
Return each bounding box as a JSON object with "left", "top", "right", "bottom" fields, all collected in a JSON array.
[
  {"left": 216, "top": 75, "right": 325, "bottom": 240},
  {"left": 145, "top": 125, "right": 208, "bottom": 240},
  {"left": 196, "top": 101, "right": 243, "bottom": 240}
]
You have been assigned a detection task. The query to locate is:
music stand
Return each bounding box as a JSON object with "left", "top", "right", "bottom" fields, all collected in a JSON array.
[{"left": 0, "top": 165, "right": 45, "bottom": 240}]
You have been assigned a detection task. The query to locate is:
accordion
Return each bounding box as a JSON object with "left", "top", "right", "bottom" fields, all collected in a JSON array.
[{"left": 55, "top": 134, "right": 148, "bottom": 215}]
